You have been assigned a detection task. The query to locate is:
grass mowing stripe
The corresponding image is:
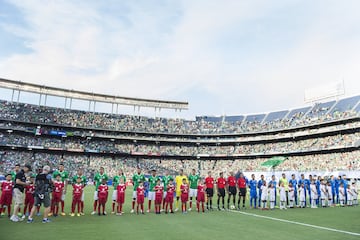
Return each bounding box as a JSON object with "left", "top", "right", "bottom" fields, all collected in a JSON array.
[{"left": 229, "top": 210, "right": 360, "bottom": 236}]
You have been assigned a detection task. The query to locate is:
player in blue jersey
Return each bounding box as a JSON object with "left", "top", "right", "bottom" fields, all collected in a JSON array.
[
  {"left": 342, "top": 175, "right": 348, "bottom": 203},
  {"left": 248, "top": 174, "right": 257, "bottom": 209},
  {"left": 329, "top": 175, "right": 336, "bottom": 204},
  {"left": 315, "top": 175, "right": 321, "bottom": 206},
  {"left": 257, "top": 175, "right": 265, "bottom": 207},
  {"left": 289, "top": 174, "right": 298, "bottom": 206},
  {"left": 335, "top": 176, "right": 340, "bottom": 204}
]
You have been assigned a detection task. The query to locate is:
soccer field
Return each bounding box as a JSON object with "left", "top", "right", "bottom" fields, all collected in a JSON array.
[{"left": 1, "top": 188, "right": 359, "bottom": 240}]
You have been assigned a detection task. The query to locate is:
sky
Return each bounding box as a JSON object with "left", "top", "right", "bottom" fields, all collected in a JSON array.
[{"left": 0, "top": 0, "right": 360, "bottom": 119}]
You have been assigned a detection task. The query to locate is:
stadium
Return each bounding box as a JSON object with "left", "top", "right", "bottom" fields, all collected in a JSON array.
[
  {"left": 0, "top": 78, "right": 359, "bottom": 179},
  {"left": 0, "top": 1, "right": 360, "bottom": 240},
  {"left": 0, "top": 78, "right": 359, "bottom": 239}
]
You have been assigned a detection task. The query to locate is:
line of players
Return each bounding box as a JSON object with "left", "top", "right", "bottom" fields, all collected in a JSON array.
[
  {"left": 86, "top": 168, "right": 359, "bottom": 214},
  {"left": 1, "top": 164, "right": 358, "bottom": 219},
  {"left": 256, "top": 174, "right": 358, "bottom": 210}
]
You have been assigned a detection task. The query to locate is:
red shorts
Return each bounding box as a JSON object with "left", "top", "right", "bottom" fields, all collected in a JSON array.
[
  {"left": 181, "top": 194, "right": 189, "bottom": 203},
  {"left": 197, "top": 193, "right": 205, "bottom": 203},
  {"left": 0, "top": 193, "right": 12, "bottom": 206},
  {"left": 53, "top": 192, "right": 62, "bottom": 203},
  {"left": 165, "top": 194, "right": 174, "bottom": 203},
  {"left": 117, "top": 193, "right": 125, "bottom": 204},
  {"left": 73, "top": 195, "right": 81, "bottom": 202},
  {"left": 137, "top": 195, "right": 144, "bottom": 204},
  {"left": 155, "top": 195, "right": 162, "bottom": 204},
  {"left": 98, "top": 197, "right": 107, "bottom": 204},
  {"left": 25, "top": 195, "right": 34, "bottom": 206}
]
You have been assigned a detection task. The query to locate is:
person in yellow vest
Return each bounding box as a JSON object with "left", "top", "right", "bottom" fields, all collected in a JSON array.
[
  {"left": 279, "top": 173, "right": 289, "bottom": 206},
  {"left": 175, "top": 169, "right": 188, "bottom": 212}
]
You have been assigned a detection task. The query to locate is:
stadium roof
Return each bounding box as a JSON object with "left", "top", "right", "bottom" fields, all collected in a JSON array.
[{"left": 0, "top": 78, "right": 188, "bottom": 110}]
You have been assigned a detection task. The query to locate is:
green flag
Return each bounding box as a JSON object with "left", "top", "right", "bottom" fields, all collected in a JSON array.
[{"left": 261, "top": 156, "right": 287, "bottom": 168}]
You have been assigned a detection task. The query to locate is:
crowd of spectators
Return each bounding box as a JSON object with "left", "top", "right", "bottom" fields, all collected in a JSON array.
[
  {"left": 1, "top": 132, "right": 358, "bottom": 157},
  {"left": 1, "top": 150, "right": 359, "bottom": 179},
  {"left": 0, "top": 100, "right": 358, "bottom": 135},
  {"left": 0, "top": 99, "right": 359, "bottom": 181}
]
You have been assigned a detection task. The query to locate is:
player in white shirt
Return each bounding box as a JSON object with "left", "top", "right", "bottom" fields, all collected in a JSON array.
[
  {"left": 298, "top": 183, "right": 306, "bottom": 208},
  {"left": 351, "top": 182, "right": 358, "bottom": 206},
  {"left": 338, "top": 183, "right": 345, "bottom": 207},
  {"left": 346, "top": 185, "right": 353, "bottom": 206},
  {"left": 260, "top": 181, "right": 268, "bottom": 210},
  {"left": 310, "top": 181, "right": 318, "bottom": 208},
  {"left": 320, "top": 181, "right": 327, "bottom": 208},
  {"left": 279, "top": 182, "right": 287, "bottom": 210},
  {"left": 268, "top": 183, "right": 276, "bottom": 210},
  {"left": 288, "top": 183, "right": 295, "bottom": 208},
  {"left": 326, "top": 182, "right": 333, "bottom": 207}
]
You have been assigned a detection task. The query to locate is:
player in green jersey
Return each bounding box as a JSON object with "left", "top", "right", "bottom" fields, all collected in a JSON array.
[
  {"left": 91, "top": 167, "right": 109, "bottom": 215},
  {"left": 131, "top": 167, "right": 146, "bottom": 213},
  {"left": 161, "top": 170, "right": 174, "bottom": 211},
  {"left": 72, "top": 168, "right": 87, "bottom": 215},
  {"left": 147, "top": 169, "right": 161, "bottom": 213},
  {"left": 111, "top": 169, "right": 126, "bottom": 214},
  {"left": 188, "top": 169, "right": 201, "bottom": 211},
  {"left": 51, "top": 163, "right": 69, "bottom": 216}
]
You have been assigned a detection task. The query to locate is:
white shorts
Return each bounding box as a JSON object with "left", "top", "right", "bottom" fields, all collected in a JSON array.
[
  {"left": 189, "top": 189, "right": 197, "bottom": 198},
  {"left": 81, "top": 192, "right": 85, "bottom": 202},
  {"left": 132, "top": 191, "right": 137, "bottom": 199},
  {"left": 94, "top": 191, "right": 98, "bottom": 201},
  {"left": 148, "top": 191, "right": 155, "bottom": 201},
  {"left": 280, "top": 193, "right": 286, "bottom": 202},
  {"left": 163, "top": 192, "right": 167, "bottom": 198},
  {"left": 112, "top": 190, "right": 118, "bottom": 201},
  {"left": 261, "top": 195, "right": 268, "bottom": 201}
]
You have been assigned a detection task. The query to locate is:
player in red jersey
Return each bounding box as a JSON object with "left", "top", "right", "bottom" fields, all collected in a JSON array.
[
  {"left": 24, "top": 175, "right": 35, "bottom": 217},
  {"left": 180, "top": 178, "right": 189, "bottom": 213},
  {"left": 154, "top": 179, "right": 163, "bottom": 214},
  {"left": 217, "top": 172, "right": 226, "bottom": 210},
  {"left": 136, "top": 181, "right": 145, "bottom": 214},
  {"left": 70, "top": 177, "right": 84, "bottom": 217},
  {"left": 165, "top": 179, "right": 175, "bottom": 214},
  {"left": 52, "top": 174, "right": 64, "bottom": 217},
  {"left": 205, "top": 171, "right": 215, "bottom": 210},
  {"left": 97, "top": 179, "right": 109, "bottom": 216},
  {"left": 116, "top": 178, "right": 126, "bottom": 216},
  {"left": 227, "top": 171, "right": 237, "bottom": 209},
  {"left": 0, "top": 174, "right": 13, "bottom": 217},
  {"left": 197, "top": 179, "right": 206, "bottom": 213}
]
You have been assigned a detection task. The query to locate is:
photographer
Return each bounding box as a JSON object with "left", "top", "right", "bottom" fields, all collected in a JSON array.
[
  {"left": 27, "top": 165, "right": 52, "bottom": 223},
  {"left": 10, "top": 164, "right": 31, "bottom": 222}
]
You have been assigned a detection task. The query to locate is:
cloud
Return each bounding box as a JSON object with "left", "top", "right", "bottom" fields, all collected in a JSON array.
[{"left": 0, "top": 0, "right": 360, "bottom": 118}]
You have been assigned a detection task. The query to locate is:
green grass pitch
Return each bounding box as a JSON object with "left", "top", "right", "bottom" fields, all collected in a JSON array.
[{"left": 1, "top": 187, "right": 359, "bottom": 240}]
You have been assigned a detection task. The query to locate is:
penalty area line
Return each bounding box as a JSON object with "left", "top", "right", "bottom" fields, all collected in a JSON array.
[{"left": 229, "top": 210, "right": 360, "bottom": 236}]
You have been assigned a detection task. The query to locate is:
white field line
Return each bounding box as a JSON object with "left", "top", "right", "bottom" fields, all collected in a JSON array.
[{"left": 229, "top": 210, "right": 360, "bottom": 236}]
